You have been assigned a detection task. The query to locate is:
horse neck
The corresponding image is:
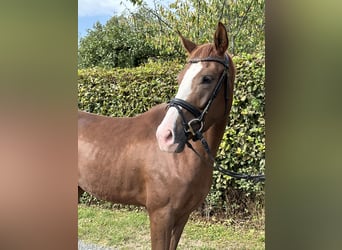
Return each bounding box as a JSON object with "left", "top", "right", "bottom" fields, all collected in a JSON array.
[
  {"left": 179, "top": 115, "right": 228, "bottom": 182},
  {"left": 205, "top": 114, "right": 229, "bottom": 157}
]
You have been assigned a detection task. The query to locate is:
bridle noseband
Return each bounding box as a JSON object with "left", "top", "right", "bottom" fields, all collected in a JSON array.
[{"left": 168, "top": 55, "right": 230, "bottom": 142}]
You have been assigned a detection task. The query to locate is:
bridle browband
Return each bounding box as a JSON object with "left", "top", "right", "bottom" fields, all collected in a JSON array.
[{"left": 168, "top": 55, "right": 230, "bottom": 141}]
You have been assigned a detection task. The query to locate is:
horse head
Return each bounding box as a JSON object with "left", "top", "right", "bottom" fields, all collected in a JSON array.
[{"left": 156, "top": 22, "right": 232, "bottom": 153}]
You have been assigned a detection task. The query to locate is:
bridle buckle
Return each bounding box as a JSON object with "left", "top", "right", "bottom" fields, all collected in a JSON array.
[{"left": 186, "top": 118, "right": 204, "bottom": 137}]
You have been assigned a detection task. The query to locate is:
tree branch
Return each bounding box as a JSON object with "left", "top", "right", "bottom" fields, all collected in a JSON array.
[{"left": 141, "top": 5, "right": 176, "bottom": 33}]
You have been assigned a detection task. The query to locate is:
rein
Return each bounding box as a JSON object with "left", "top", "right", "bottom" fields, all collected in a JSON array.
[{"left": 168, "top": 55, "right": 265, "bottom": 182}]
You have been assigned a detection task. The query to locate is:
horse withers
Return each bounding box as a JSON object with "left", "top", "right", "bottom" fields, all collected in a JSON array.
[{"left": 78, "top": 22, "right": 236, "bottom": 250}]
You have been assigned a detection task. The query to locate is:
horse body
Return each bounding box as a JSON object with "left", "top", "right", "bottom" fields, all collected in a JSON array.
[
  {"left": 78, "top": 105, "right": 162, "bottom": 206},
  {"left": 78, "top": 22, "right": 235, "bottom": 249},
  {"left": 78, "top": 103, "right": 217, "bottom": 209}
]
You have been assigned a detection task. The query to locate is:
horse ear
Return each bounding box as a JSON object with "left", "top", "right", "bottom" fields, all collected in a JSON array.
[
  {"left": 214, "top": 22, "right": 229, "bottom": 55},
  {"left": 178, "top": 30, "right": 197, "bottom": 54}
]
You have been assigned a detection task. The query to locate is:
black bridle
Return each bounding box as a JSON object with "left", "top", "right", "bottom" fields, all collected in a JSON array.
[
  {"left": 167, "top": 55, "right": 265, "bottom": 182},
  {"left": 168, "top": 55, "right": 230, "bottom": 141}
]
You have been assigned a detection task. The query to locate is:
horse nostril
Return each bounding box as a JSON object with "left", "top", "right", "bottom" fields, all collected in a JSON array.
[
  {"left": 156, "top": 127, "right": 175, "bottom": 145},
  {"left": 164, "top": 130, "right": 173, "bottom": 143}
]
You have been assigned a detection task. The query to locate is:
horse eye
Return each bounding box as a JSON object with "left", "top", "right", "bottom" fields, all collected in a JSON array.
[{"left": 202, "top": 75, "right": 212, "bottom": 84}]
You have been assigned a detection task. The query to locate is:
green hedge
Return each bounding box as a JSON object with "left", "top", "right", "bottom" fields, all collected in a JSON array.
[
  {"left": 211, "top": 54, "right": 265, "bottom": 218},
  {"left": 78, "top": 60, "right": 182, "bottom": 116},
  {"left": 78, "top": 54, "right": 265, "bottom": 218}
]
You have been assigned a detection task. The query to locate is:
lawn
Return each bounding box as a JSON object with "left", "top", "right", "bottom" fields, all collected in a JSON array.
[{"left": 78, "top": 205, "right": 265, "bottom": 249}]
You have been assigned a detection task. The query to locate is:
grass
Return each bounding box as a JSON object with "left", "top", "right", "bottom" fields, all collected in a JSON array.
[{"left": 78, "top": 204, "right": 265, "bottom": 249}]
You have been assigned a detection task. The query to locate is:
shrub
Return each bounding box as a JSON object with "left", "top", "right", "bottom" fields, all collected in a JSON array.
[
  {"left": 208, "top": 53, "right": 265, "bottom": 218},
  {"left": 78, "top": 53, "right": 265, "bottom": 219},
  {"left": 78, "top": 60, "right": 182, "bottom": 115},
  {"left": 78, "top": 16, "right": 159, "bottom": 68}
]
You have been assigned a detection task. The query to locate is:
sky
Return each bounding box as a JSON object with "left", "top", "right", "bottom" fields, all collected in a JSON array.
[
  {"left": 78, "top": 0, "right": 168, "bottom": 40},
  {"left": 78, "top": 0, "right": 137, "bottom": 39}
]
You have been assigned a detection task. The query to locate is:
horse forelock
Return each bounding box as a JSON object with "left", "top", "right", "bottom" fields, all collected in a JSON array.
[
  {"left": 190, "top": 43, "right": 222, "bottom": 59},
  {"left": 177, "top": 43, "right": 227, "bottom": 84},
  {"left": 188, "top": 43, "right": 235, "bottom": 85}
]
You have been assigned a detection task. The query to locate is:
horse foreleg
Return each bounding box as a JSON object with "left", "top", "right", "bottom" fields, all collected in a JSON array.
[
  {"left": 78, "top": 186, "right": 84, "bottom": 203},
  {"left": 148, "top": 208, "right": 174, "bottom": 250},
  {"left": 169, "top": 213, "right": 190, "bottom": 250}
]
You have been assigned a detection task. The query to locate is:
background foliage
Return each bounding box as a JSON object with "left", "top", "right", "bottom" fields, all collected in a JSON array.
[
  {"left": 78, "top": 53, "right": 265, "bottom": 218},
  {"left": 78, "top": 0, "right": 264, "bottom": 68},
  {"left": 78, "top": 15, "right": 158, "bottom": 68},
  {"left": 209, "top": 54, "right": 265, "bottom": 218}
]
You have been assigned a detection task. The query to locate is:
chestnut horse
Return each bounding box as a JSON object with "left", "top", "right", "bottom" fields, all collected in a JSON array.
[{"left": 78, "top": 22, "right": 235, "bottom": 249}]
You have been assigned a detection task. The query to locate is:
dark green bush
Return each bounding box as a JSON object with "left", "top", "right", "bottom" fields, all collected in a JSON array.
[
  {"left": 208, "top": 54, "right": 265, "bottom": 218},
  {"left": 78, "top": 53, "right": 265, "bottom": 218},
  {"left": 78, "top": 16, "right": 159, "bottom": 68},
  {"left": 78, "top": 60, "right": 182, "bottom": 115}
]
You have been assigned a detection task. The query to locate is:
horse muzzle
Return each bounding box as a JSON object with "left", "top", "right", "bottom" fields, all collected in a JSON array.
[{"left": 156, "top": 107, "right": 187, "bottom": 153}]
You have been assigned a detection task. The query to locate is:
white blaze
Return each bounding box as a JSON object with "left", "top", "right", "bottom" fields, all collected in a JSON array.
[
  {"left": 176, "top": 63, "right": 203, "bottom": 100},
  {"left": 156, "top": 62, "right": 203, "bottom": 152}
]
